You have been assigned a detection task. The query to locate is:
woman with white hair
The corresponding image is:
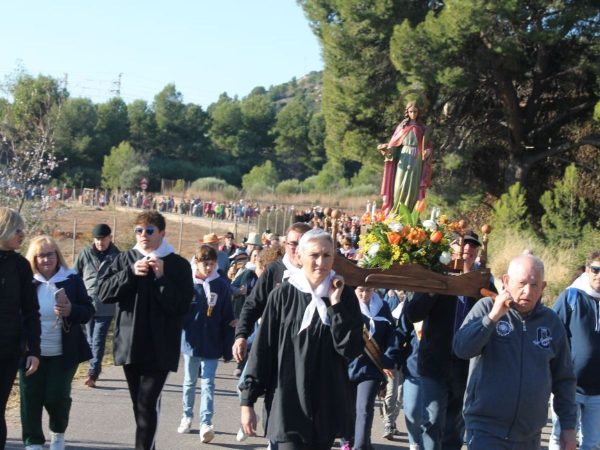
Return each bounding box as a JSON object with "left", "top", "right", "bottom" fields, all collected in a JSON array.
[
  {"left": 239, "top": 228, "right": 364, "bottom": 450},
  {"left": 0, "top": 207, "right": 40, "bottom": 450}
]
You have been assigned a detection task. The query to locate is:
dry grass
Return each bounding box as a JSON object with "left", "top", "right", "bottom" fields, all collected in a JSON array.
[{"left": 488, "top": 228, "right": 576, "bottom": 304}]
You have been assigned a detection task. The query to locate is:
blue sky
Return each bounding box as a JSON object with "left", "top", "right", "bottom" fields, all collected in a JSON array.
[{"left": 0, "top": 1, "right": 323, "bottom": 108}]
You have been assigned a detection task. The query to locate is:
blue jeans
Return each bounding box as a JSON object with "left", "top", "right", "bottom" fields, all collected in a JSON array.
[
  {"left": 421, "top": 372, "right": 466, "bottom": 450},
  {"left": 86, "top": 315, "right": 113, "bottom": 377},
  {"left": 550, "top": 392, "right": 600, "bottom": 450},
  {"left": 181, "top": 355, "right": 218, "bottom": 425},
  {"left": 403, "top": 376, "right": 424, "bottom": 448}
]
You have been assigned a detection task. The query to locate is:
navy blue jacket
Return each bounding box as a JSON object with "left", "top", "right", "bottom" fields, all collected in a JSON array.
[
  {"left": 553, "top": 287, "right": 600, "bottom": 395},
  {"left": 348, "top": 302, "right": 401, "bottom": 382},
  {"left": 182, "top": 277, "right": 235, "bottom": 360},
  {"left": 396, "top": 310, "right": 421, "bottom": 379},
  {"left": 34, "top": 273, "right": 94, "bottom": 369}
]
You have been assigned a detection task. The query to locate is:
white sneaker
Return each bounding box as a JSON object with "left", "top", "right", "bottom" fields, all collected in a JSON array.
[
  {"left": 177, "top": 415, "right": 193, "bottom": 434},
  {"left": 200, "top": 423, "right": 215, "bottom": 443},
  {"left": 25, "top": 446, "right": 43, "bottom": 450},
  {"left": 49, "top": 432, "right": 65, "bottom": 450}
]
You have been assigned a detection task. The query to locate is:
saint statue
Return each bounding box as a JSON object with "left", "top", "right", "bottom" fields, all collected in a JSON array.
[{"left": 378, "top": 100, "right": 433, "bottom": 215}]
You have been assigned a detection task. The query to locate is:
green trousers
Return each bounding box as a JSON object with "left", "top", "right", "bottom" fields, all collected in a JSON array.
[{"left": 19, "top": 356, "right": 77, "bottom": 446}]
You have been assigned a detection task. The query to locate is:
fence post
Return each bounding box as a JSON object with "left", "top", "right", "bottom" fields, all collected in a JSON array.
[
  {"left": 274, "top": 211, "right": 279, "bottom": 236},
  {"left": 246, "top": 216, "right": 251, "bottom": 238},
  {"left": 113, "top": 216, "right": 117, "bottom": 243},
  {"left": 71, "top": 218, "right": 77, "bottom": 265},
  {"left": 178, "top": 217, "right": 184, "bottom": 254}
]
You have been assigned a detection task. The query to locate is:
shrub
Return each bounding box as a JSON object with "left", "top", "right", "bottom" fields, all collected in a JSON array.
[
  {"left": 190, "top": 177, "right": 229, "bottom": 192},
  {"left": 276, "top": 179, "right": 302, "bottom": 195}
]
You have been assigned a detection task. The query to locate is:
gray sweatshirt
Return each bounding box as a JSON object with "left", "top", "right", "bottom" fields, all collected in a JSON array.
[{"left": 453, "top": 297, "right": 577, "bottom": 441}]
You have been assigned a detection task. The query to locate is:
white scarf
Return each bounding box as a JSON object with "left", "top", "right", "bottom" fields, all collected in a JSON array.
[
  {"left": 288, "top": 270, "right": 335, "bottom": 334},
  {"left": 34, "top": 265, "right": 76, "bottom": 285},
  {"left": 133, "top": 239, "right": 175, "bottom": 258},
  {"left": 281, "top": 253, "right": 301, "bottom": 281},
  {"left": 392, "top": 301, "right": 404, "bottom": 320},
  {"left": 192, "top": 263, "right": 220, "bottom": 304},
  {"left": 359, "top": 293, "right": 390, "bottom": 337},
  {"left": 244, "top": 261, "right": 257, "bottom": 271},
  {"left": 570, "top": 273, "right": 600, "bottom": 299}
]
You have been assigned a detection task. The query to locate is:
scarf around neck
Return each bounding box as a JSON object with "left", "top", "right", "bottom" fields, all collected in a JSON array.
[
  {"left": 359, "top": 293, "right": 390, "bottom": 337},
  {"left": 133, "top": 239, "right": 175, "bottom": 258},
  {"left": 281, "top": 253, "right": 301, "bottom": 281},
  {"left": 192, "top": 264, "right": 220, "bottom": 305},
  {"left": 288, "top": 270, "right": 335, "bottom": 334}
]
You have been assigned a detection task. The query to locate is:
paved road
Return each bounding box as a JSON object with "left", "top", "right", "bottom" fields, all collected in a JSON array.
[
  {"left": 6, "top": 360, "right": 555, "bottom": 449},
  {"left": 6, "top": 360, "right": 406, "bottom": 450}
]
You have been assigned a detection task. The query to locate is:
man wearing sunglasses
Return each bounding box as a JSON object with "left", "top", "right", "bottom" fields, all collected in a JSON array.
[
  {"left": 550, "top": 250, "right": 600, "bottom": 450},
  {"left": 98, "top": 211, "right": 194, "bottom": 450}
]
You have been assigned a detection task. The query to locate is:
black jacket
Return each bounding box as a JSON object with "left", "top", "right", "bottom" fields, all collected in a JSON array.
[
  {"left": 98, "top": 249, "right": 194, "bottom": 372},
  {"left": 0, "top": 250, "right": 41, "bottom": 359},
  {"left": 235, "top": 259, "right": 285, "bottom": 339},
  {"left": 34, "top": 272, "right": 94, "bottom": 368}
]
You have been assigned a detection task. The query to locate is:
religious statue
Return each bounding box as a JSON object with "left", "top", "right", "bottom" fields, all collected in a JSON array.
[{"left": 378, "top": 100, "right": 433, "bottom": 215}]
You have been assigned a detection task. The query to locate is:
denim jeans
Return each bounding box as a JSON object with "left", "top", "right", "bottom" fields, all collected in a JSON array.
[
  {"left": 549, "top": 392, "right": 600, "bottom": 450},
  {"left": 403, "top": 375, "right": 424, "bottom": 448},
  {"left": 383, "top": 370, "right": 403, "bottom": 429},
  {"left": 421, "top": 372, "right": 466, "bottom": 450},
  {"left": 86, "top": 315, "right": 113, "bottom": 377},
  {"left": 181, "top": 354, "right": 218, "bottom": 425},
  {"left": 353, "top": 379, "right": 379, "bottom": 450}
]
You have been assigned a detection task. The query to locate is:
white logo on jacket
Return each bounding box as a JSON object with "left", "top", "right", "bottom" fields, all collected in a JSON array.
[
  {"left": 496, "top": 320, "right": 513, "bottom": 336},
  {"left": 533, "top": 327, "right": 552, "bottom": 349}
]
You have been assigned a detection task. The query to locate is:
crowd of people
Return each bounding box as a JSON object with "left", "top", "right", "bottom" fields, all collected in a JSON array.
[{"left": 1, "top": 204, "right": 599, "bottom": 450}]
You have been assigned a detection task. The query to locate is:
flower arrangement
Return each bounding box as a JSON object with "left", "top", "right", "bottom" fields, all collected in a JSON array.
[{"left": 358, "top": 205, "right": 462, "bottom": 272}]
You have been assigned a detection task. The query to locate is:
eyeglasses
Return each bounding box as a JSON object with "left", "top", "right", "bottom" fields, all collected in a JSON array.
[
  {"left": 134, "top": 226, "right": 156, "bottom": 236},
  {"left": 590, "top": 266, "right": 600, "bottom": 275},
  {"left": 37, "top": 252, "right": 57, "bottom": 259}
]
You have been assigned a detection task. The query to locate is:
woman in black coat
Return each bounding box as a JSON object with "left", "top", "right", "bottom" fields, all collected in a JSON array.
[{"left": 0, "top": 207, "right": 40, "bottom": 450}]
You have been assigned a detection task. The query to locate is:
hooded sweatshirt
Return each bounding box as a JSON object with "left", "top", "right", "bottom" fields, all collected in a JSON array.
[{"left": 553, "top": 273, "right": 600, "bottom": 395}]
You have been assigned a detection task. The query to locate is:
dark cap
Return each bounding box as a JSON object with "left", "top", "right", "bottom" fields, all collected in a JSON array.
[
  {"left": 463, "top": 230, "right": 482, "bottom": 247},
  {"left": 92, "top": 223, "right": 112, "bottom": 238},
  {"left": 451, "top": 230, "right": 482, "bottom": 248}
]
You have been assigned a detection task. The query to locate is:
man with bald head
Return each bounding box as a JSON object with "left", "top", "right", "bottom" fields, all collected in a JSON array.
[{"left": 454, "top": 255, "right": 577, "bottom": 450}]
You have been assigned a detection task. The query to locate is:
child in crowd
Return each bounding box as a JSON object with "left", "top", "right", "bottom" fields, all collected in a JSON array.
[{"left": 178, "top": 245, "right": 235, "bottom": 443}]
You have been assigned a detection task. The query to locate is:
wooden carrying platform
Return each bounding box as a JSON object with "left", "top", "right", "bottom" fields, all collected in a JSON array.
[{"left": 333, "top": 254, "right": 490, "bottom": 297}]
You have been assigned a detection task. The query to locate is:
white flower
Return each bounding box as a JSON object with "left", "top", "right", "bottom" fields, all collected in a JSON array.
[
  {"left": 439, "top": 251, "right": 452, "bottom": 265},
  {"left": 389, "top": 222, "right": 403, "bottom": 233},
  {"left": 422, "top": 219, "right": 437, "bottom": 231},
  {"left": 368, "top": 243, "right": 380, "bottom": 258}
]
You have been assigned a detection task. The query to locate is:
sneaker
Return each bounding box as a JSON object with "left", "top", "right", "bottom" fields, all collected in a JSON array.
[
  {"left": 409, "top": 445, "right": 420, "bottom": 450},
  {"left": 84, "top": 375, "right": 96, "bottom": 388},
  {"left": 25, "top": 446, "right": 44, "bottom": 450},
  {"left": 49, "top": 432, "right": 65, "bottom": 450},
  {"left": 200, "top": 423, "right": 215, "bottom": 443},
  {"left": 393, "top": 427, "right": 402, "bottom": 436},
  {"left": 177, "top": 416, "right": 193, "bottom": 434},
  {"left": 382, "top": 425, "right": 394, "bottom": 440},
  {"left": 340, "top": 442, "right": 352, "bottom": 450},
  {"left": 233, "top": 368, "right": 242, "bottom": 377}
]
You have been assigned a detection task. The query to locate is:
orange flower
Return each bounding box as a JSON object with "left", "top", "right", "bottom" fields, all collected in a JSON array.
[
  {"left": 375, "top": 210, "right": 386, "bottom": 223},
  {"left": 430, "top": 230, "right": 443, "bottom": 244},
  {"left": 406, "top": 227, "right": 426, "bottom": 245},
  {"left": 387, "top": 232, "right": 402, "bottom": 245},
  {"left": 438, "top": 215, "right": 448, "bottom": 225},
  {"left": 361, "top": 212, "right": 372, "bottom": 225},
  {"left": 414, "top": 199, "right": 426, "bottom": 213}
]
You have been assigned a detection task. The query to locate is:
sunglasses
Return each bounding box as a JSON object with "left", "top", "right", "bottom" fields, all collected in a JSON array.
[
  {"left": 134, "top": 226, "right": 156, "bottom": 236},
  {"left": 590, "top": 266, "right": 600, "bottom": 275}
]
